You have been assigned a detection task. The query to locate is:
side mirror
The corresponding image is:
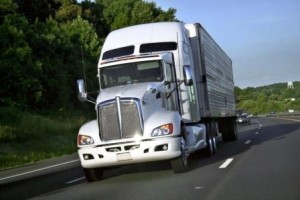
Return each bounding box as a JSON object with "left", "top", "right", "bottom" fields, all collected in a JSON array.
[
  {"left": 183, "top": 65, "right": 193, "bottom": 86},
  {"left": 77, "top": 79, "right": 87, "bottom": 102}
]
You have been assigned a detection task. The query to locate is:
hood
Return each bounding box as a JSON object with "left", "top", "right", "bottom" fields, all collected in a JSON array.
[{"left": 97, "top": 82, "right": 163, "bottom": 104}]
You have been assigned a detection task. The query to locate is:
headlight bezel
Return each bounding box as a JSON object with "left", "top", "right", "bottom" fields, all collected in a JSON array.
[
  {"left": 78, "top": 134, "right": 95, "bottom": 146},
  {"left": 151, "top": 123, "right": 173, "bottom": 137}
]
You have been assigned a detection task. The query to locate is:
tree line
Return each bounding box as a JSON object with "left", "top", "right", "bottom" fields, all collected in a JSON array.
[
  {"left": 2, "top": 1, "right": 298, "bottom": 116},
  {"left": 235, "top": 82, "right": 300, "bottom": 114},
  {"left": 0, "top": 0, "right": 177, "bottom": 112}
]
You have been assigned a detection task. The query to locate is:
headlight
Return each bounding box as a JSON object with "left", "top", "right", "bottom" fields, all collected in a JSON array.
[
  {"left": 78, "top": 135, "right": 95, "bottom": 145},
  {"left": 152, "top": 123, "right": 173, "bottom": 136}
]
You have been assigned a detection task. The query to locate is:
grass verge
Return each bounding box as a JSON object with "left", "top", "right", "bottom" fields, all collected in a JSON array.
[{"left": 0, "top": 107, "right": 90, "bottom": 170}]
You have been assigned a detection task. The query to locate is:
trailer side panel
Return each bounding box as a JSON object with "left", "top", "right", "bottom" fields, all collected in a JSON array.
[{"left": 187, "top": 23, "right": 235, "bottom": 118}]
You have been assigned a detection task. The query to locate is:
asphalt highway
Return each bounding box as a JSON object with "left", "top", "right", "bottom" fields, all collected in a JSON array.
[{"left": 0, "top": 117, "right": 299, "bottom": 200}]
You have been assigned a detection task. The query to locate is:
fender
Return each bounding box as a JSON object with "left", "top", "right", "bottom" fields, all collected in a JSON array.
[
  {"left": 143, "top": 110, "right": 182, "bottom": 138},
  {"left": 78, "top": 120, "right": 100, "bottom": 145}
]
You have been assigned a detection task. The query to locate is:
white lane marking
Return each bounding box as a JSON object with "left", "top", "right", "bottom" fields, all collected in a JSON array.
[
  {"left": 255, "top": 120, "right": 262, "bottom": 129},
  {"left": 66, "top": 177, "right": 85, "bottom": 184},
  {"left": 245, "top": 140, "right": 251, "bottom": 144},
  {"left": 0, "top": 159, "right": 80, "bottom": 181},
  {"left": 219, "top": 158, "right": 234, "bottom": 169},
  {"left": 195, "top": 186, "right": 204, "bottom": 190},
  {"left": 255, "top": 131, "right": 259, "bottom": 135}
]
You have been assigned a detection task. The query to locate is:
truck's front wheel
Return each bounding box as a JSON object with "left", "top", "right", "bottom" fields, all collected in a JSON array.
[
  {"left": 171, "top": 137, "right": 189, "bottom": 173},
  {"left": 204, "top": 122, "right": 217, "bottom": 157},
  {"left": 83, "top": 167, "right": 104, "bottom": 182}
]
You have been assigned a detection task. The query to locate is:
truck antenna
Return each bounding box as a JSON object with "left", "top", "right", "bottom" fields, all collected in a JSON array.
[
  {"left": 177, "top": 32, "right": 181, "bottom": 77},
  {"left": 81, "top": 45, "right": 88, "bottom": 92}
]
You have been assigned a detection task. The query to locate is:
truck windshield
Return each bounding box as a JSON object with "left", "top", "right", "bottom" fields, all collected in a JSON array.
[{"left": 100, "top": 60, "right": 163, "bottom": 89}]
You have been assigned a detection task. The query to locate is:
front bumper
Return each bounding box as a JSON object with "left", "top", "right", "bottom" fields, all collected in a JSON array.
[{"left": 78, "top": 136, "right": 181, "bottom": 169}]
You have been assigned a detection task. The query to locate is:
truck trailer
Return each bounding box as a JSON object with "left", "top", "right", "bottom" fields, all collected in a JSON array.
[{"left": 77, "top": 22, "right": 237, "bottom": 182}]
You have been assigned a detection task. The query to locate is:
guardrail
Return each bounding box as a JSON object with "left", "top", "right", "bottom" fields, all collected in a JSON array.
[{"left": 263, "top": 112, "right": 300, "bottom": 121}]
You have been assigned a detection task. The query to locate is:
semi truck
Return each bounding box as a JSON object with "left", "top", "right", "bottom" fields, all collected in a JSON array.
[{"left": 77, "top": 22, "right": 237, "bottom": 182}]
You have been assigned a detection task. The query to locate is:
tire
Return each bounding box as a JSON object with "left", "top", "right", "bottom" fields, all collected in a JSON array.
[
  {"left": 212, "top": 135, "right": 217, "bottom": 154},
  {"left": 204, "top": 122, "right": 214, "bottom": 157},
  {"left": 211, "top": 121, "right": 217, "bottom": 154},
  {"left": 171, "top": 137, "right": 189, "bottom": 173},
  {"left": 83, "top": 167, "right": 104, "bottom": 182}
]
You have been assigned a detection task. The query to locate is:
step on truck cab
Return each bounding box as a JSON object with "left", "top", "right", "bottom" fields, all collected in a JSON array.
[{"left": 77, "top": 22, "right": 237, "bottom": 182}]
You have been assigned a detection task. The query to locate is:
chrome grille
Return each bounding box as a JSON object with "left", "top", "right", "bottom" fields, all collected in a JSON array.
[
  {"left": 99, "top": 103, "right": 120, "bottom": 140},
  {"left": 121, "top": 102, "right": 141, "bottom": 138},
  {"left": 98, "top": 98, "right": 143, "bottom": 141}
]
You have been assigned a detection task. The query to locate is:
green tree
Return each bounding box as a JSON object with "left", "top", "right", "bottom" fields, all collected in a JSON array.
[
  {"left": 0, "top": 0, "right": 17, "bottom": 22},
  {"left": 29, "top": 18, "right": 70, "bottom": 109},
  {"left": 234, "top": 86, "right": 242, "bottom": 104},
  {"left": 0, "top": 14, "right": 42, "bottom": 107},
  {"left": 60, "top": 16, "right": 101, "bottom": 102},
  {"left": 61, "top": 16, "right": 100, "bottom": 57},
  {"left": 240, "top": 99, "right": 256, "bottom": 113},
  {"left": 80, "top": 0, "right": 107, "bottom": 37},
  {"left": 98, "top": 0, "right": 177, "bottom": 31},
  {"left": 55, "top": 0, "right": 81, "bottom": 22},
  {"left": 16, "top": 0, "right": 62, "bottom": 23},
  {"left": 282, "top": 88, "right": 296, "bottom": 99}
]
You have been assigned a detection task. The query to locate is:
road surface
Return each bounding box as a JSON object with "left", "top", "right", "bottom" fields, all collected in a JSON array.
[{"left": 0, "top": 117, "right": 299, "bottom": 200}]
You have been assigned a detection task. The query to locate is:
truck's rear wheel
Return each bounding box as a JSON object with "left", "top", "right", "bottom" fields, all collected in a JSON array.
[
  {"left": 83, "top": 167, "right": 104, "bottom": 182},
  {"left": 171, "top": 137, "right": 189, "bottom": 173}
]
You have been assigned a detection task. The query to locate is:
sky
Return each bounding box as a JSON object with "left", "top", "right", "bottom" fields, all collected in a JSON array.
[
  {"left": 151, "top": 0, "right": 300, "bottom": 88},
  {"left": 79, "top": 0, "right": 299, "bottom": 88}
]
